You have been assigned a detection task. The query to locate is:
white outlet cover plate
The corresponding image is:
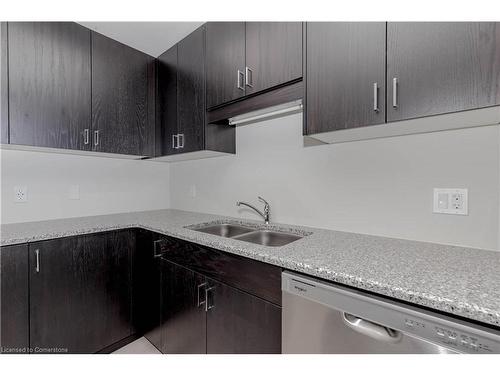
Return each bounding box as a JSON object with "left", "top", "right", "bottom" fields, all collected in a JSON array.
[
  {"left": 433, "top": 188, "right": 468, "bottom": 215},
  {"left": 13, "top": 186, "right": 28, "bottom": 203}
]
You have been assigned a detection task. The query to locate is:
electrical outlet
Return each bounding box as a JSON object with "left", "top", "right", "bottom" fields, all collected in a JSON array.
[
  {"left": 433, "top": 188, "right": 468, "bottom": 215},
  {"left": 14, "top": 186, "right": 28, "bottom": 203}
]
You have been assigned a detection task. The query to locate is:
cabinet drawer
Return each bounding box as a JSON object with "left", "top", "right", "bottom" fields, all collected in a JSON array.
[{"left": 157, "top": 236, "right": 282, "bottom": 306}]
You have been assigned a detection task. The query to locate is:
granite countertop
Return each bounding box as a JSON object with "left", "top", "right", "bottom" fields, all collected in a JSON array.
[{"left": 1, "top": 208, "right": 500, "bottom": 328}]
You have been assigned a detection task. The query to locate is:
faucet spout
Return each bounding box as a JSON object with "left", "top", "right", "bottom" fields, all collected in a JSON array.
[{"left": 236, "top": 197, "right": 270, "bottom": 224}]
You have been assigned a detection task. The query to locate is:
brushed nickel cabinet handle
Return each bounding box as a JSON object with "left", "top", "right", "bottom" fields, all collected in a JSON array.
[
  {"left": 373, "top": 83, "right": 379, "bottom": 112},
  {"left": 392, "top": 77, "right": 398, "bottom": 108},
  {"left": 197, "top": 283, "right": 208, "bottom": 307},
  {"left": 153, "top": 239, "right": 165, "bottom": 258},
  {"left": 35, "top": 249, "right": 40, "bottom": 273},
  {"left": 178, "top": 133, "right": 184, "bottom": 149},
  {"left": 245, "top": 67, "right": 253, "bottom": 87},
  {"left": 205, "top": 286, "right": 216, "bottom": 312},
  {"left": 237, "top": 70, "right": 245, "bottom": 91},
  {"left": 172, "top": 134, "right": 178, "bottom": 149},
  {"left": 83, "top": 129, "right": 90, "bottom": 145},
  {"left": 93, "top": 130, "right": 100, "bottom": 146}
]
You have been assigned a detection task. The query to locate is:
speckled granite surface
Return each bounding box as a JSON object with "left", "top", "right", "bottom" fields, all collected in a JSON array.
[{"left": 2, "top": 209, "right": 500, "bottom": 328}]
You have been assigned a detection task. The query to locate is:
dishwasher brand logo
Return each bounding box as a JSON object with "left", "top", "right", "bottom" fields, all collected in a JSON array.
[{"left": 293, "top": 285, "right": 308, "bottom": 293}]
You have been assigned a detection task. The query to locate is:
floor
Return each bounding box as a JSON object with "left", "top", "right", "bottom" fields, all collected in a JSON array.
[{"left": 112, "top": 337, "right": 161, "bottom": 354}]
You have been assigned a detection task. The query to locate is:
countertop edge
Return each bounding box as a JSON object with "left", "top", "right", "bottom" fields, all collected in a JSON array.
[{"left": 1, "top": 211, "right": 499, "bottom": 329}]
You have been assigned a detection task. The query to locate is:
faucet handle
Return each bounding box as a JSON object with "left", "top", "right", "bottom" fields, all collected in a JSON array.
[
  {"left": 258, "top": 196, "right": 269, "bottom": 207},
  {"left": 258, "top": 197, "right": 270, "bottom": 224}
]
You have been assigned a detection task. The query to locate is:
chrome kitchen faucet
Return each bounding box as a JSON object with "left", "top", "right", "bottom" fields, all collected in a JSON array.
[{"left": 236, "top": 196, "right": 270, "bottom": 225}]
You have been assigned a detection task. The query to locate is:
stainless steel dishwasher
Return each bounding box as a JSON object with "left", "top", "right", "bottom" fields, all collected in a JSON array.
[{"left": 282, "top": 271, "right": 500, "bottom": 354}]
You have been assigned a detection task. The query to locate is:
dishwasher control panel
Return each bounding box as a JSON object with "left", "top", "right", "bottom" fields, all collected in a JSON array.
[
  {"left": 399, "top": 315, "right": 498, "bottom": 353},
  {"left": 395, "top": 314, "right": 499, "bottom": 354},
  {"left": 433, "top": 325, "right": 495, "bottom": 353}
]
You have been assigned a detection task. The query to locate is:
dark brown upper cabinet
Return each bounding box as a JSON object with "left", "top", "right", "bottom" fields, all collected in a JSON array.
[
  {"left": 305, "top": 22, "right": 386, "bottom": 135},
  {"left": 7, "top": 22, "right": 92, "bottom": 150},
  {"left": 0, "top": 244, "right": 29, "bottom": 353},
  {"left": 157, "top": 45, "right": 178, "bottom": 156},
  {"left": 205, "top": 22, "right": 246, "bottom": 109},
  {"left": 177, "top": 26, "right": 206, "bottom": 153},
  {"left": 91, "top": 32, "right": 156, "bottom": 157},
  {"left": 1, "top": 23, "right": 9, "bottom": 144},
  {"left": 205, "top": 22, "right": 303, "bottom": 109},
  {"left": 244, "top": 22, "right": 302, "bottom": 96},
  {"left": 156, "top": 25, "right": 235, "bottom": 159},
  {"left": 387, "top": 22, "right": 500, "bottom": 122}
]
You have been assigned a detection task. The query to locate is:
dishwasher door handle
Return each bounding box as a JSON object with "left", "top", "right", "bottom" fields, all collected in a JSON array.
[{"left": 342, "top": 312, "right": 401, "bottom": 344}]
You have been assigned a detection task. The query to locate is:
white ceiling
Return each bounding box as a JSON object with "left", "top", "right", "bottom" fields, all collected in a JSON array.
[{"left": 78, "top": 22, "right": 204, "bottom": 57}]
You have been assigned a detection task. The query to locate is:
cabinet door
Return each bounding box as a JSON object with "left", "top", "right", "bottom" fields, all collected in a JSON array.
[
  {"left": 8, "top": 22, "right": 91, "bottom": 150},
  {"left": 305, "top": 22, "right": 386, "bottom": 135},
  {"left": 159, "top": 259, "right": 207, "bottom": 354},
  {"left": 133, "top": 230, "right": 162, "bottom": 349},
  {"left": 177, "top": 26, "right": 205, "bottom": 153},
  {"left": 245, "top": 22, "right": 302, "bottom": 95},
  {"left": 92, "top": 32, "right": 155, "bottom": 156},
  {"left": 157, "top": 45, "right": 178, "bottom": 156},
  {"left": 206, "top": 22, "right": 246, "bottom": 108},
  {"left": 29, "top": 231, "right": 133, "bottom": 353},
  {"left": 1, "top": 23, "right": 8, "bottom": 144},
  {"left": 0, "top": 244, "right": 29, "bottom": 353},
  {"left": 206, "top": 279, "right": 281, "bottom": 354},
  {"left": 387, "top": 22, "right": 500, "bottom": 122}
]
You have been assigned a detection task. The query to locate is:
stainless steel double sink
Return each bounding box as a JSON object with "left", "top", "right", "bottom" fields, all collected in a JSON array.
[{"left": 191, "top": 223, "right": 304, "bottom": 247}]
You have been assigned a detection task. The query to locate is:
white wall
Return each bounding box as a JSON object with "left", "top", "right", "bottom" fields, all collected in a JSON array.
[
  {"left": 2, "top": 113, "right": 498, "bottom": 251},
  {"left": 170, "top": 113, "right": 500, "bottom": 250},
  {"left": 0, "top": 150, "right": 170, "bottom": 224}
]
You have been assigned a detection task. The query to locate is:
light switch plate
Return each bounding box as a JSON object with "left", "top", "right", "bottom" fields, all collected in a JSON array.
[
  {"left": 14, "top": 186, "right": 28, "bottom": 203},
  {"left": 433, "top": 188, "right": 468, "bottom": 215}
]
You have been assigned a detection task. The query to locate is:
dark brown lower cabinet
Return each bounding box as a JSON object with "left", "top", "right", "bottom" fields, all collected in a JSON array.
[
  {"left": 0, "top": 244, "right": 29, "bottom": 353},
  {"left": 29, "top": 230, "right": 135, "bottom": 354},
  {"left": 158, "top": 237, "right": 282, "bottom": 354},
  {"left": 133, "top": 230, "right": 162, "bottom": 350},
  {"left": 206, "top": 278, "right": 281, "bottom": 354},
  {"left": 159, "top": 259, "right": 207, "bottom": 354},
  {"left": 2, "top": 230, "right": 281, "bottom": 355}
]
